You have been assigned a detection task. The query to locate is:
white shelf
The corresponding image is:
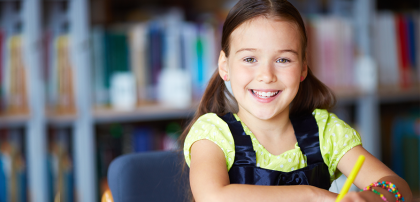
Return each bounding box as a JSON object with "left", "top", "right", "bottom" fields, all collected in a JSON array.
[
  {"left": 0, "top": 114, "right": 29, "bottom": 128},
  {"left": 47, "top": 113, "right": 76, "bottom": 127},
  {"left": 93, "top": 103, "right": 198, "bottom": 124}
]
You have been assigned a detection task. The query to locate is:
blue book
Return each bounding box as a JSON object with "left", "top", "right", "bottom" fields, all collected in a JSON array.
[
  {"left": 406, "top": 15, "right": 417, "bottom": 69},
  {"left": 133, "top": 127, "right": 153, "bottom": 152},
  {"left": 0, "top": 155, "right": 7, "bottom": 202},
  {"left": 148, "top": 21, "right": 163, "bottom": 89},
  {"left": 17, "top": 168, "right": 26, "bottom": 202},
  {"left": 64, "top": 169, "right": 74, "bottom": 202}
]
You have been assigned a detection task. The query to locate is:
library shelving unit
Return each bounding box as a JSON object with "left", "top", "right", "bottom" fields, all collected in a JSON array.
[
  {"left": 0, "top": 0, "right": 48, "bottom": 201},
  {"left": 0, "top": 0, "right": 418, "bottom": 202}
]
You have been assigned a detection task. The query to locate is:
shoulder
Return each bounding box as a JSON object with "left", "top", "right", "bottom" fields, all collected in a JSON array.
[
  {"left": 183, "top": 113, "right": 235, "bottom": 170},
  {"left": 312, "top": 109, "right": 363, "bottom": 182},
  {"left": 312, "top": 109, "right": 352, "bottom": 134}
]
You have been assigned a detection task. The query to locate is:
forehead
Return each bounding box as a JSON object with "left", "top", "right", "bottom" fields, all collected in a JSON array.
[{"left": 230, "top": 16, "right": 302, "bottom": 54}]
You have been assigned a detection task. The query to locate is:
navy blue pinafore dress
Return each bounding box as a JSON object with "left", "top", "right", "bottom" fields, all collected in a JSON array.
[{"left": 219, "top": 112, "right": 331, "bottom": 190}]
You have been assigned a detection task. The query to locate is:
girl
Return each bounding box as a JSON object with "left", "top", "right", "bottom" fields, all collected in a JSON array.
[{"left": 180, "top": 0, "right": 413, "bottom": 201}]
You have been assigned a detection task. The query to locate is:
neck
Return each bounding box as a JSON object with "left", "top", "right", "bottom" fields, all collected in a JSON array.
[{"left": 236, "top": 107, "right": 293, "bottom": 141}]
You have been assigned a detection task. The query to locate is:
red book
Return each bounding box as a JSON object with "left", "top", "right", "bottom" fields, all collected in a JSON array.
[
  {"left": 0, "top": 30, "right": 3, "bottom": 111},
  {"left": 396, "top": 14, "right": 411, "bottom": 89}
]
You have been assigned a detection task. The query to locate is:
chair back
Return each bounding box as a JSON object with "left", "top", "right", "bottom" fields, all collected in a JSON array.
[{"left": 108, "top": 151, "right": 190, "bottom": 202}]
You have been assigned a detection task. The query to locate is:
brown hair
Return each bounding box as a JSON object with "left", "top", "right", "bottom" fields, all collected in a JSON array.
[{"left": 178, "top": 0, "right": 336, "bottom": 200}]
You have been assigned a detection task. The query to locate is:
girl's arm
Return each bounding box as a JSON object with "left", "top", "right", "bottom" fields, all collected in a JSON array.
[
  {"left": 337, "top": 146, "right": 413, "bottom": 202},
  {"left": 190, "top": 140, "right": 337, "bottom": 202}
]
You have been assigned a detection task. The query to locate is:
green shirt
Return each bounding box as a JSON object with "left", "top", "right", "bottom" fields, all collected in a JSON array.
[{"left": 184, "top": 108, "right": 362, "bottom": 182}]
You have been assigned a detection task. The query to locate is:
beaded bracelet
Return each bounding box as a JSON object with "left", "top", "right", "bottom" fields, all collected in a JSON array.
[
  {"left": 371, "top": 188, "right": 388, "bottom": 202},
  {"left": 360, "top": 181, "right": 405, "bottom": 202}
]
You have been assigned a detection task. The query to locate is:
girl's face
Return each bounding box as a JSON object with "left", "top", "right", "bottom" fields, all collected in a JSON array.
[{"left": 218, "top": 16, "right": 307, "bottom": 121}]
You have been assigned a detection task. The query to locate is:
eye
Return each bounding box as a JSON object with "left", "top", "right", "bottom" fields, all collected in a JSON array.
[
  {"left": 277, "top": 58, "right": 290, "bottom": 63},
  {"left": 244, "top": 58, "right": 256, "bottom": 63}
]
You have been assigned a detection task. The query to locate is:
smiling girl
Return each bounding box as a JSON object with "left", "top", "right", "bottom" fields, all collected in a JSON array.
[{"left": 179, "top": 0, "right": 412, "bottom": 201}]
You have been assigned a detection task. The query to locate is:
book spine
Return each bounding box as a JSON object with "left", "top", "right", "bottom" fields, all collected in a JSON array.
[
  {"left": 92, "top": 27, "right": 108, "bottom": 107},
  {"left": 149, "top": 22, "right": 163, "bottom": 101},
  {"left": 201, "top": 23, "right": 217, "bottom": 90},
  {"left": 55, "top": 35, "right": 75, "bottom": 115},
  {"left": 407, "top": 15, "right": 417, "bottom": 69},
  {"left": 396, "top": 15, "right": 411, "bottom": 89},
  {"left": 181, "top": 23, "right": 199, "bottom": 100},
  {"left": 0, "top": 129, "right": 8, "bottom": 202},
  {"left": 129, "top": 23, "right": 149, "bottom": 104},
  {"left": 7, "top": 35, "right": 28, "bottom": 115},
  {"left": 0, "top": 30, "right": 3, "bottom": 112}
]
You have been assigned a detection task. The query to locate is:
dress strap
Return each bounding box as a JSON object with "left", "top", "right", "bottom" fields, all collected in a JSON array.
[
  {"left": 290, "top": 112, "right": 323, "bottom": 166},
  {"left": 219, "top": 113, "right": 256, "bottom": 166}
]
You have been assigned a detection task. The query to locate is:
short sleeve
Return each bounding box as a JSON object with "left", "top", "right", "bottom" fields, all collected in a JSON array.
[
  {"left": 183, "top": 113, "right": 235, "bottom": 171},
  {"left": 314, "top": 109, "right": 363, "bottom": 182}
]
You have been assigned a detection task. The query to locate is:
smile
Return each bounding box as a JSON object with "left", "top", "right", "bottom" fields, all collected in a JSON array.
[{"left": 251, "top": 90, "right": 280, "bottom": 98}]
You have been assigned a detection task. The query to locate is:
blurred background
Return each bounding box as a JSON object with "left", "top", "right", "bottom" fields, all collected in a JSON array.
[{"left": 0, "top": 0, "right": 418, "bottom": 201}]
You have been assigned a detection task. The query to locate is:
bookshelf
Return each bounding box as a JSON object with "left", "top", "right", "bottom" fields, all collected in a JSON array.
[{"left": 0, "top": 0, "right": 418, "bottom": 201}]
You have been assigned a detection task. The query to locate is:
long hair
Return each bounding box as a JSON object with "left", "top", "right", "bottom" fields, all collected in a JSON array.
[{"left": 178, "top": 0, "right": 336, "bottom": 201}]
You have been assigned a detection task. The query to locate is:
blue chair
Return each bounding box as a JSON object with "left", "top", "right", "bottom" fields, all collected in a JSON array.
[{"left": 107, "top": 151, "right": 190, "bottom": 202}]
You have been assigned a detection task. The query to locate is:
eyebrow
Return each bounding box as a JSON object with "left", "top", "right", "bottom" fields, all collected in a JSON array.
[{"left": 235, "top": 48, "right": 299, "bottom": 56}]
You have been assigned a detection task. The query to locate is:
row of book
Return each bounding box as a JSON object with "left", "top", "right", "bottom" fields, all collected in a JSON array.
[
  {"left": 0, "top": 121, "right": 182, "bottom": 202},
  {"left": 307, "top": 12, "right": 419, "bottom": 93},
  {"left": 49, "top": 122, "right": 182, "bottom": 202},
  {"left": 390, "top": 111, "right": 419, "bottom": 195},
  {"left": 372, "top": 12, "right": 419, "bottom": 90},
  {"left": 90, "top": 10, "right": 218, "bottom": 110},
  {"left": 307, "top": 16, "right": 355, "bottom": 91}
]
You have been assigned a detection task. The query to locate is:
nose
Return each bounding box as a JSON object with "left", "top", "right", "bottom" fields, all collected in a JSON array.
[{"left": 256, "top": 63, "right": 277, "bottom": 83}]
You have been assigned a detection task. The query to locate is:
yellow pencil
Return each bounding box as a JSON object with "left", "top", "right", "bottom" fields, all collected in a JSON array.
[{"left": 335, "top": 155, "right": 365, "bottom": 202}]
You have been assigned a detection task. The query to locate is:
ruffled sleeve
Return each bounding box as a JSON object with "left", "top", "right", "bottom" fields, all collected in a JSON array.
[
  {"left": 314, "top": 109, "right": 363, "bottom": 182},
  {"left": 183, "top": 113, "right": 235, "bottom": 171}
]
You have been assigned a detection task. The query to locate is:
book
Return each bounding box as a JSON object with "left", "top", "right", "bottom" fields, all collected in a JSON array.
[
  {"left": 48, "top": 127, "right": 74, "bottom": 202},
  {"left": 395, "top": 14, "right": 414, "bottom": 89},
  {"left": 6, "top": 35, "right": 29, "bottom": 115},
  {"left": 0, "top": 30, "right": 3, "bottom": 113},
  {"left": 181, "top": 22, "right": 200, "bottom": 100},
  {"left": 132, "top": 127, "right": 153, "bottom": 152},
  {"left": 129, "top": 23, "right": 150, "bottom": 104},
  {"left": 91, "top": 26, "right": 108, "bottom": 107},
  {"left": 373, "top": 12, "right": 400, "bottom": 89},
  {"left": 148, "top": 20, "right": 164, "bottom": 102},
  {"left": 55, "top": 35, "right": 76, "bottom": 115}
]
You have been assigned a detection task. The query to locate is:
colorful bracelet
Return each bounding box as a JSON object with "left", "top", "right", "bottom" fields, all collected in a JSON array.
[
  {"left": 371, "top": 188, "right": 388, "bottom": 202},
  {"left": 360, "top": 181, "right": 405, "bottom": 202}
]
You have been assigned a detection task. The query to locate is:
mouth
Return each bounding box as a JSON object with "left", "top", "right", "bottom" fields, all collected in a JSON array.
[{"left": 250, "top": 89, "right": 281, "bottom": 99}]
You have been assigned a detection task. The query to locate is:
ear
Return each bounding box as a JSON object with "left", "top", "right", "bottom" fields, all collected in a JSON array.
[
  {"left": 218, "top": 50, "right": 229, "bottom": 81},
  {"left": 301, "top": 60, "right": 308, "bottom": 80}
]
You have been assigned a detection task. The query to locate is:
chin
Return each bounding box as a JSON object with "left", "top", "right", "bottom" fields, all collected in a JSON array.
[{"left": 251, "top": 110, "right": 277, "bottom": 120}]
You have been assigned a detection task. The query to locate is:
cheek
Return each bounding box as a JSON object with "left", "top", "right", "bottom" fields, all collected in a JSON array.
[
  {"left": 277, "top": 68, "right": 301, "bottom": 85},
  {"left": 229, "top": 69, "right": 253, "bottom": 95}
]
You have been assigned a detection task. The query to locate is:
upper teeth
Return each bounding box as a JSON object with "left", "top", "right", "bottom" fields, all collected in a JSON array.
[{"left": 252, "top": 90, "right": 279, "bottom": 97}]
